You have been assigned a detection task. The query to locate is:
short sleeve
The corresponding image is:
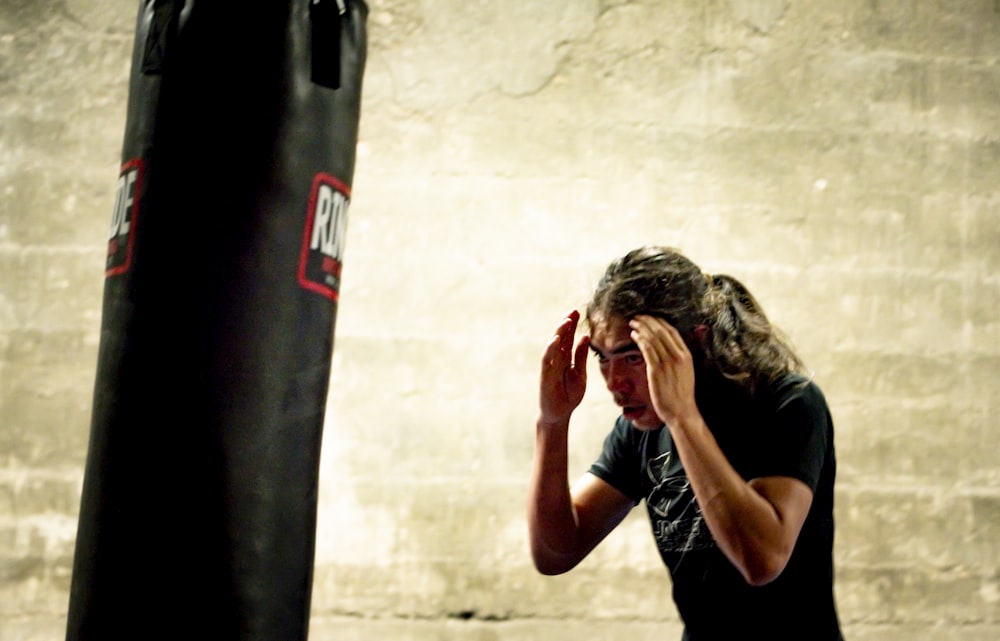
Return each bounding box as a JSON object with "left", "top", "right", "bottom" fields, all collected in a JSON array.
[
  {"left": 756, "top": 377, "right": 833, "bottom": 492},
  {"left": 588, "top": 416, "right": 644, "bottom": 502}
]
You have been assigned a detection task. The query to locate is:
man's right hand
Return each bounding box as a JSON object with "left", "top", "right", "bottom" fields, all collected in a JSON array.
[{"left": 538, "top": 310, "right": 590, "bottom": 428}]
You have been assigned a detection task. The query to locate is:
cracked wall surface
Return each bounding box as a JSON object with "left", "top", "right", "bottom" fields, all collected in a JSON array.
[{"left": 2, "top": 0, "right": 999, "bottom": 639}]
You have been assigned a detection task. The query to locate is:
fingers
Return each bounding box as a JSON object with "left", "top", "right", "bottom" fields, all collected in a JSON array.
[
  {"left": 628, "top": 316, "right": 658, "bottom": 363},
  {"left": 629, "top": 316, "right": 692, "bottom": 385},
  {"left": 629, "top": 315, "right": 689, "bottom": 362},
  {"left": 539, "top": 311, "right": 589, "bottom": 425},
  {"left": 555, "top": 310, "right": 582, "bottom": 351},
  {"left": 560, "top": 310, "right": 580, "bottom": 353},
  {"left": 543, "top": 310, "right": 583, "bottom": 367}
]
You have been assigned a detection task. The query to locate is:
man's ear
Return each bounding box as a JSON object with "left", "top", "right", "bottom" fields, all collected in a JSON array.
[{"left": 692, "top": 324, "right": 709, "bottom": 348}]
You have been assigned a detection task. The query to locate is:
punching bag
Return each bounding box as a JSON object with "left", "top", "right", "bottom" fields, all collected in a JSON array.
[{"left": 67, "top": 1, "right": 367, "bottom": 639}]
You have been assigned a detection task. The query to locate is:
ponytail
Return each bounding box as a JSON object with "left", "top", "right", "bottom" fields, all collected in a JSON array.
[{"left": 704, "top": 273, "right": 805, "bottom": 394}]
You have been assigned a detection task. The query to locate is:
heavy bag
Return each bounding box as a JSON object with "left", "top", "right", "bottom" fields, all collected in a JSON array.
[{"left": 66, "top": 1, "right": 367, "bottom": 639}]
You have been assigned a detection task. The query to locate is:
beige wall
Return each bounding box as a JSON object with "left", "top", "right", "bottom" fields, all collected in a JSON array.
[{"left": 2, "top": 1, "right": 999, "bottom": 639}]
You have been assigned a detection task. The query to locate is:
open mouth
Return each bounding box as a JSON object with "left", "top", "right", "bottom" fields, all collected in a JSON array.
[{"left": 621, "top": 405, "right": 645, "bottom": 419}]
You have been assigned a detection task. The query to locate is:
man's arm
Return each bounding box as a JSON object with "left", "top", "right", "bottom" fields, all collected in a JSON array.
[
  {"left": 528, "top": 422, "right": 635, "bottom": 574},
  {"left": 528, "top": 311, "right": 635, "bottom": 575},
  {"left": 667, "top": 415, "right": 813, "bottom": 586},
  {"left": 629, "top": 315, "right": 813, "bottom": 586}
]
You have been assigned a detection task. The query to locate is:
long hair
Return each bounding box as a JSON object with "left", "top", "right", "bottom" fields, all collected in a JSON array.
[{"left": 585, "top": 246, "right": 805, "bottom": 395}]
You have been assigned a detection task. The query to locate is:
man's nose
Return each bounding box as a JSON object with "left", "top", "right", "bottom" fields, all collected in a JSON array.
[{"left": 605, "top": 361, "right": 630, "bottom": 393}]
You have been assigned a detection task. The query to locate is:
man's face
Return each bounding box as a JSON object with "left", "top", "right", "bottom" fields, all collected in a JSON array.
[{"left": 589, "top": 316, "right": 665, "bottom": 430}]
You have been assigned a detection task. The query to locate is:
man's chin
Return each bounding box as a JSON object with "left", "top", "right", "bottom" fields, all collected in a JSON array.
[{"left": 623, "top": 409, "right": 664, "bottom": 430}]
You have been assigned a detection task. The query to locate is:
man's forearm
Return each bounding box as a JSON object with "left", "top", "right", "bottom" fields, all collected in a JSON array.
[
  {"left": 668, "top": 412, "right": 803, "bottom": 586},
  {"left": 527, "top": 419, "right": 583, "bottom": 575}
]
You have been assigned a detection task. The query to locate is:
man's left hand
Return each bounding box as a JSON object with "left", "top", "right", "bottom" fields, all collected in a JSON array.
[{"left": 629, "top": 315, "right": 700, "bottom": 429}]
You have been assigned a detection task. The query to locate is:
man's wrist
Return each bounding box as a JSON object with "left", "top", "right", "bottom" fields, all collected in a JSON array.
[
  {"left": 536, "top": 415, "right": 570, "bottom": 432},
  {"left": 668, "top": 406, "right": 707, "bottom": 436}
]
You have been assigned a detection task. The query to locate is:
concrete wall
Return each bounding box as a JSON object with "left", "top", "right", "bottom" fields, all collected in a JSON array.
[{"left": 2, "top": 0, "right": 998, "bottom": 639}]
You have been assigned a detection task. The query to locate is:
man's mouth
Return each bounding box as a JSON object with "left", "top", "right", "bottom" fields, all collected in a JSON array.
[
  {"left": 620, "top": 404, "right": 645, "bottom": 418},
  {"left": 614, "top": 395, "right": 645, "bottom": 419}
]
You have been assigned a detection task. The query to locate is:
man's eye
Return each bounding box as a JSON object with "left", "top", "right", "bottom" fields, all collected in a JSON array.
[{"left": 625, "top": 354, "right": 644, "bottom": 365}]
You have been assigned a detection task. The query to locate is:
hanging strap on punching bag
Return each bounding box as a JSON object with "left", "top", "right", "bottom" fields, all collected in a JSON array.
[
  {"left": 310, "top": 0, "right": 346, "bottom": 89},
  {"left": 141, "top": 0, "right": 181, "bottom": 74}
]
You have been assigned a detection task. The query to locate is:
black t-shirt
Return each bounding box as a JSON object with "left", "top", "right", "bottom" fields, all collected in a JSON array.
[{"left": 589, "top": 374, "right": 843, "bottom": 640}]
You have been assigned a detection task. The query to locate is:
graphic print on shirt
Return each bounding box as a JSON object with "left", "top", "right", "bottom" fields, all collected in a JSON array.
[{"left": 646, "top": 451, "right": 715, "bottom": 553}]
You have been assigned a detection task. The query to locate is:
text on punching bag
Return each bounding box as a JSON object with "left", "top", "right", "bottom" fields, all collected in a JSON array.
[
  {"left": 106, "top": 159, "right": 143, "bottom": 277},
  {"left": 299, "top": 173, "right": 350, "bottom": 301}
]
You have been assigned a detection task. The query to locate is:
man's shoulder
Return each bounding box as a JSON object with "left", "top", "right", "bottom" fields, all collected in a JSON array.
[{"left": 763, "top": 372, "right": 829, "bottom": 412}]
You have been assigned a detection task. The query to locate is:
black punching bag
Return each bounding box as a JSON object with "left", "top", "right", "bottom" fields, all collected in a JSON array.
[{"left": 67, "top": 1, "right": 367, "bottom": 639}]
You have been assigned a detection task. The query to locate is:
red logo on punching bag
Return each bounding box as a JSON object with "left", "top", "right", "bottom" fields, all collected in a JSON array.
[
  {"left": 299, "top": 173, "right": 350, "bottom": 301},
  {"left": 106, "top": 158, "right": 143, "bottom": 277}
]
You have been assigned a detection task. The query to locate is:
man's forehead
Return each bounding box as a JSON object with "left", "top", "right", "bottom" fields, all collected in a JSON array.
[{"left": 589, "top": 317, "right": 637, "bottom": 354}]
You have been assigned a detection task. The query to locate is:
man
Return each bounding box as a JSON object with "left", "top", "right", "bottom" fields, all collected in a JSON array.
[{"left": 528, "top": 247, "right": 843, "bottom": 640}]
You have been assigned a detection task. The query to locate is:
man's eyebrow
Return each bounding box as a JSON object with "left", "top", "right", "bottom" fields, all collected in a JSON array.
[{"left": 589, "top": 342, "right": 641, "bottom": 357}]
